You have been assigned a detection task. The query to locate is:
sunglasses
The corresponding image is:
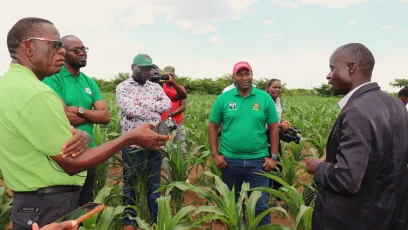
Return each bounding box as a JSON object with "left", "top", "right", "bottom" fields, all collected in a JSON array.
[
  {"left": 24, "top": 37, "right": 65, "bottom": 49},
  {"left": 66, "top": 47, "right": 89, "bottom": 54},
  {"left": 139, "top": 66, "right": 153, "bottom": 72}
]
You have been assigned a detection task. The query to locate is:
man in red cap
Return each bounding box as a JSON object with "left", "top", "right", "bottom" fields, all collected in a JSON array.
[{"left": 208, "top": 61, "right": 280, "bottom": 226}]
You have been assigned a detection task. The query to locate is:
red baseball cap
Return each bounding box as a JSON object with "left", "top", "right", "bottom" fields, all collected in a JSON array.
[{"left": 233, "top": 61, "right": 252, "bottom": 74}]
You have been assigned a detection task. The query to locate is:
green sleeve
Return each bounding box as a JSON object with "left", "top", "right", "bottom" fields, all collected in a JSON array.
[
  {"left": 90, "top": 78, "right": 103, "bottom": 102},
  {"left": 13, "top": 92, "right": 72, "bottom": 156},
  {"left": 266, "top": 97, "right": 279, "bottom": 124},
  {"left": 209, "top": 97, "right": 223, "bottom": 124},
  {"left": 42, "top": 75, "right": 63, "bottom": 98}
]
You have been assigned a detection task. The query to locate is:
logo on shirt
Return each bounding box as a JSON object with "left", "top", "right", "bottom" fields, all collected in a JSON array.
[
  {"left": 85, "top": 87, "right": 92, "bottom": 95},
  {"left": 229, "top": 102, "right": 237, "bottom": 110},
  {"left": 253, "top": 102, "right": 260, "bottom": 111}
]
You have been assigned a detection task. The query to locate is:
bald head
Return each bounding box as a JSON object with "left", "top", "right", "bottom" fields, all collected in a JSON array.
[
  {"left": 335, "top": 43, "right": 375, "bottom": 78},
  {"left": 61, "top": 35, "right": 81, "bottom": 45},
  {"left": 7, "top": 17, "right": 53, "bottom": 57}
]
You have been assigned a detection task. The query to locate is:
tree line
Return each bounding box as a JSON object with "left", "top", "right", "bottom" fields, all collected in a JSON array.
[{"left": 89, "top": 73, "right": 407, "bottom": 97}]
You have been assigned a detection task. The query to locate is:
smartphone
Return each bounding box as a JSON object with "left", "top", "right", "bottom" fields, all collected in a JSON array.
[
  {"left": 54, "top": 202, "right": 105, "bottom": 224},
  {"left": 153, "top": 117, "right": 177, "bottom": 135}
]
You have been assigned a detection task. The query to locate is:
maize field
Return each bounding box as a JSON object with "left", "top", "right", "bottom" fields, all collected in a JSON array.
[{"left": 0, "top": 93, "right": 341, "bottom": 230}]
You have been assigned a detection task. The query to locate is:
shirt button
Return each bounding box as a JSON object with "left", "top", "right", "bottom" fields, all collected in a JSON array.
[{"left": 27, "top": 220, "right": 33, "bottom": 225}]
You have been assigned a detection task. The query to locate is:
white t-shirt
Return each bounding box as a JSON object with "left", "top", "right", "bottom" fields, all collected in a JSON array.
[{"left": 275, "top": 97, "right": 282, "bottom": 122}]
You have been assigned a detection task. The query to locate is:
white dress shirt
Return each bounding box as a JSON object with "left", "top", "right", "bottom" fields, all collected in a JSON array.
[{"left": 338, "top": 82, "right": 375, "bottom": 109}]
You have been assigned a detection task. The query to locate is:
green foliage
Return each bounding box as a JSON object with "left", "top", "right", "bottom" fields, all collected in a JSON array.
[
  {"left": 389, "top": 78, "right": 408, "bottom": 88},
  {"left": 313, "top": 84, "right": 333, "bottom": 97},
  {"left": 81, "top": 186, "right": 125, "bottom": 230},
  {"left": 159, "top": 142, "right": 210, "bottom": 211},
  {"left": 0, "top": 187, "right": 12, "bottom": 230},
  {"left": 93, "top": 72, "right": 130, "bottom": 93},
  {"left": 253, "top": 174, "right": 314, "bottom": 230}
]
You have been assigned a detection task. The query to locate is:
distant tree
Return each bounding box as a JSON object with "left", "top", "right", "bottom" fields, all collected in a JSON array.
[
  {"left": 313, "top": 84, "right": 333, "bottom": 97},
  {"left": 93, "top": 72, "right": 129, "bottom": 93},
  {"left": 389, "top": 79, "right": 408, "bottom": 88}
]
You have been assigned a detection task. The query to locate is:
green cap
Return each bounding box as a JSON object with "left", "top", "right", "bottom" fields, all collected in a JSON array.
[
  {"left": 132, "top": 54, "right": 153, "bottom": 66},
  {"left": 163, "top": 66, "right": 175, "bottom": 75}
]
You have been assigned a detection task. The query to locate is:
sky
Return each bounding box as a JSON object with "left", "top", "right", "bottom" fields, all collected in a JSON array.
[{"left": 0, "top": 0, "right": 407, "bottom": 92}]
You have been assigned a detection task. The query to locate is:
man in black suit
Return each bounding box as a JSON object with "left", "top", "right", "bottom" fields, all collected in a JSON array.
[{"left": 306, "top": 43, "right": 408, "bottom": 230}]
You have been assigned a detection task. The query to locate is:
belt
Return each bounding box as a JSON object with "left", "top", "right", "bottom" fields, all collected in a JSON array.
[{"left": 16, "top": 185, "right": 82, "bottom": 196}]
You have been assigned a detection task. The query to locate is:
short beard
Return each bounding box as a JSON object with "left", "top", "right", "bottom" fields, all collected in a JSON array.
[{"left": 71, "top": 61, "right": 86, "bottom": 69}]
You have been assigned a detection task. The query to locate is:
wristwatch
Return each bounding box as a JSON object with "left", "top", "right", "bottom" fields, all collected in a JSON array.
[
  {"left": 271, "top": 154, "right": 278, "bottom": 161},
  {"left": 77, "top": 107, "right": 85, "bottom": 116}
]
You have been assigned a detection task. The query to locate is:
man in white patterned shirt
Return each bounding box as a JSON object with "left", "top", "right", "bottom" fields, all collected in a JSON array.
[{"left": 116, "top": 54, "right": 171, "bottom": 229}]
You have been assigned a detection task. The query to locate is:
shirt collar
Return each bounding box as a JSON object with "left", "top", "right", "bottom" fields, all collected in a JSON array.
[
  {"left": 338, "top": 82, "right": 375, "bottom": 109},
  {"left": 9, "top": 63, "right": 37, "bottom": 79},
  {"left": 60, "top": 66, "right": 82, "bottom": 79},
  {"left": 233, "top": 86, "right": 256, "bottom": 96},
  {"left": 127, "top": 78, "right": 154, "bottom": 87}
]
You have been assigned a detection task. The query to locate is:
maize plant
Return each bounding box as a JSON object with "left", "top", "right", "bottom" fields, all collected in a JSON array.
[
  {"left": 81, "top": 185, "right": 125, "bottom": 230},
  {"left": 253, "top": 173, "right": 313, "bottom": 230},
  {"left": 0, "top": 187, "right": 12, "bottom": 230},
  {"left": 135, "top": 195, "right": 217, "bottom": 230},
  {"left": 160, "top": 142, "right": 210, "bottom": 211},
  {"left": 270, "top": 153, "right": 305, "bottom": 187}
]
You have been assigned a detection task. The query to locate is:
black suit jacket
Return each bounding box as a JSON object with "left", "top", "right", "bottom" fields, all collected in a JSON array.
[{"left": 312, "top": 83, "right": 408, "bottom": 230}]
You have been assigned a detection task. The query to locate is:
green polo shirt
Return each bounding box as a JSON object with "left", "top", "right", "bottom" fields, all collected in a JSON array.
[
  {"left": 43, "top": 66, "right": 103, "bottom": 148},
  {"left": 210, "top": 87, "right": 279, "bottom": 159},
  {"left": 0, "top": 64, "right": 86, "bottom": 192}
]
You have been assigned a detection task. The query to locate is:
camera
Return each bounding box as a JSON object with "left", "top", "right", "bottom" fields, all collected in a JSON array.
[
  {"left": 279, "top": 127, "right": 301, "bottom": 144},
  {"left": 149, "top": 73, "right": 170, "bottom": 83}
]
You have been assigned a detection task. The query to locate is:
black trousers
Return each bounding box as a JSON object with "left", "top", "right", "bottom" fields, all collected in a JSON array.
[
  {"left": 11, "top": 190, "right": 80, "bottom": 229},
  {"left": 79, "top": 167, "right": 96, "bottom": 206}
]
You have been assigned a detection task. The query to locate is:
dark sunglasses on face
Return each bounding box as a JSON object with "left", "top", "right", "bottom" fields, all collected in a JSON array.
[
  {"left": 24, "top": 37, "right": 65, "bottom": 49},
  {"left": 139, "top": 66, "right": 153, "bottom": 72},
  {"left": 66, "top": 47, "right": 89, "bottom": 54}
]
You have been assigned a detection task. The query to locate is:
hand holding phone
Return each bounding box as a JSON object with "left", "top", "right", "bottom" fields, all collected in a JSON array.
[
  {"left": 54, "top": 202, "right": 105, "bottom": 225},
  {"left": 32, "top": 220, "right": 78, "bottom": 230},
  {"left": 153, "top": 117, "right": 177, "bottom": 135}
]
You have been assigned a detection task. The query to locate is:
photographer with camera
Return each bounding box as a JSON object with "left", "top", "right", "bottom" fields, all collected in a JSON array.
[
  {"left": 265, "top": 79, "right": 297, "bottom": 189},
  {"left": 153, "top": 65, "right": 188, "bottom": 181}
]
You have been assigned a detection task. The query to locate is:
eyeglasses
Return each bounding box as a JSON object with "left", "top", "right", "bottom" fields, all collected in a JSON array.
[
  {"left": 139, "top": 66, "right": 153, "bottom": 72},
  {"left": 24, "top": 37, "right": 65, "bottom": 49},
  {"left": 66, "top": 47, "right": 89, "bottom": 54}
]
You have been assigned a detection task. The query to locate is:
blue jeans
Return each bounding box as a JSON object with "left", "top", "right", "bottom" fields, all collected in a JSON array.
[
  {"left": 221, "top": 157, "right": 271, "bottom": 226},
  {"left": 122, "top": 147, "right": 162, "bottom": 225}
]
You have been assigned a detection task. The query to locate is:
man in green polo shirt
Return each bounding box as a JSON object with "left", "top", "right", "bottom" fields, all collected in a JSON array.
[
  {"left": 208, "top": 61, "right": 280, "bottom": 226},
  {"left": 43, "top": 35, "right": 110, "bottom": 206},
  {"left": 0, "top": 17, "right": 169, "bottom": 229}
]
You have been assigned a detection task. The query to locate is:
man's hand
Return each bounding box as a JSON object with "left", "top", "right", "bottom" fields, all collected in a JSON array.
[
  {"left": 213, "top": 153, "right": 227, "bottom": 169},
  {"left": 66, "top": 106, "right": 79, "bottom": 114},
  {"left": 126, "top": 123, "right": 169, "bottom": 150},
  {"left": 281, "top": 120, "right": 291, "bottom": 131},
  {"left": 161, "top": 74, "right": 175, "bottom": 85},
  {"left": 263, "top": 157, "right": 277, "bottom": 171},
  {"left": 60, "top": 126, "right": 90, "bottom": 158},
  {"left": 168, "top": 112, "right": 175, "bottom": 117},
  {"left": 306, "top": 157, "right": 323, "bottom": 175},
  {"left": 32, "top": 220, "right": 78, "bottom": 230}
]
